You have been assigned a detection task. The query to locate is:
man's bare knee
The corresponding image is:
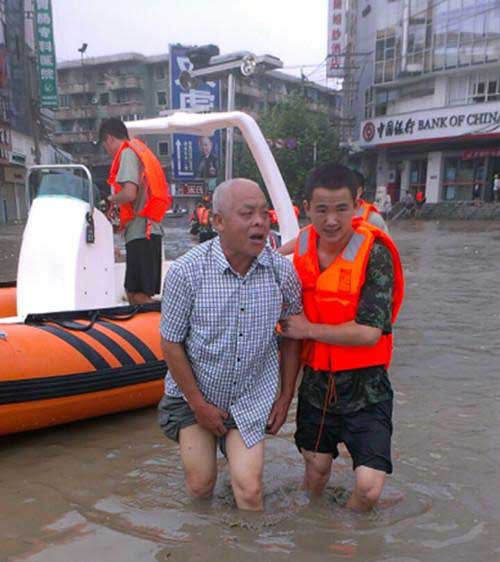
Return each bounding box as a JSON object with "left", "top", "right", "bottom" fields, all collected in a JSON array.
[
  {"left": 232, "top": 477, "right": 262, "bottom": 509},
  {"left": 186, "top": 473, "right": 216, "bottom": 499},
  {"left": 348, "top": 467, "right": 386, "bottom": 511}
]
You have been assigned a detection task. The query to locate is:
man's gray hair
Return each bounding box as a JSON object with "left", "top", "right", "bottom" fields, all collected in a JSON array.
[
  {"left": 212, "top": 178, "right": 261, "bottom": 215},
  {"left": 212, "top": 180, "right": 233, "bottom": 215}
]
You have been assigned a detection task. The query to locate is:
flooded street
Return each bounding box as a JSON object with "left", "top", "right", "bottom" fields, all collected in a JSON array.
[{"left": 1, "top": 219, "right": 500, "bottom": 562}]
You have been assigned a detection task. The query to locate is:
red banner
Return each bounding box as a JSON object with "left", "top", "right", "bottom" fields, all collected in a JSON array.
[{"left": 462, "top": 147, "right": 500, "bottom": 160}]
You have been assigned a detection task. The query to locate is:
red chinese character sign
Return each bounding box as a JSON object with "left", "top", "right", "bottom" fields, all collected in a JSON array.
[{"left": 327, "top": 0, "right": 346, "bottom": 78}]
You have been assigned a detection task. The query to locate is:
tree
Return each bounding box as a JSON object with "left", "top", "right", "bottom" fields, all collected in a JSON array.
[{"left": 233, "top": 92, "right": 340, "bottom": 201}]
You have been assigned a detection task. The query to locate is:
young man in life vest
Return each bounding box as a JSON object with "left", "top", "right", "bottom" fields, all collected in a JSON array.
[
  {"left": 280, "top": 163, "right": 404, "bottom": 512},
  {"left": 98, "top": 118, "right": 171, "bottom": 305}
]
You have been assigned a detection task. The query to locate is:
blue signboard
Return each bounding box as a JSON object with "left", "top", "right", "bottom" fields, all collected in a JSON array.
[{"left": 169, "top": 45, "right": 221, "bottom": 184}]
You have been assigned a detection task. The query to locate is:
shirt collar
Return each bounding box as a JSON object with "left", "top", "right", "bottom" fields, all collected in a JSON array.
[{"left": 211, "top": 236, "right": 272, "bottom": 275}]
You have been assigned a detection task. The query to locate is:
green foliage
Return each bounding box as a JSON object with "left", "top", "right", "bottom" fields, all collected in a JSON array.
[{"left": 233, "top": 92, "right": 340, "bottom": 200}]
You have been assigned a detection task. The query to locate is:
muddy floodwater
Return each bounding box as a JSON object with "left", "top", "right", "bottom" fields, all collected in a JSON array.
[{"left": 1, "top": 219, "right": 499, "bottom": 562}]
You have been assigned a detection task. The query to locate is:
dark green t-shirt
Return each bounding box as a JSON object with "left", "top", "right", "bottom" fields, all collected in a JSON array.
[{"left": 299, "top": 241, "right": 395, "bottom": 414}]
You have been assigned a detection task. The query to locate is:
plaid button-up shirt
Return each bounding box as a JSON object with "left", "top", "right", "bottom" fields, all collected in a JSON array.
[{"left": 160, "top": 237, "right": 302, "bottom": 448}]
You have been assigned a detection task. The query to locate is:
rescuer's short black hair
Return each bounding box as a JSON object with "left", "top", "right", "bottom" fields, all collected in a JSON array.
[
  {"left": 305, "top": 162, "right": 358, "bottom": 201},
  {"left": 98, "top": 118, "right": 129, "bottom": 142}
]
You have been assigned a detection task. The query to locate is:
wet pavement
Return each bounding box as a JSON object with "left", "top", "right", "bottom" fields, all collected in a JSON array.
[{"left": 1, "top": 219, "right": 500, "bottom": 562}]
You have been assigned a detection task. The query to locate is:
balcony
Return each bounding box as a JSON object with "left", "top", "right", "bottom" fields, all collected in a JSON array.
[
  {"left": 56, "top": 106, "right": 99, "bottom": 120},
  {"left": 57, "top": 82, "right": 97, "bottom": 95},
  {"left": 53, "top": 131, "right": 96, "bottom": 144},
  {"left": 103, "top": 102, "right": 145, "bottom": 118},
  {"left": 105, "top": 75, "right": 144, "bottom": 90}
]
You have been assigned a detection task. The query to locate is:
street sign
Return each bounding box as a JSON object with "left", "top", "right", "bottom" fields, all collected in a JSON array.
[
  {"left": 169, "top": 45, "right": 221, "bottom": 182},
  {"left": 34, "top": 0, "right": 58, "bottom": 108}
]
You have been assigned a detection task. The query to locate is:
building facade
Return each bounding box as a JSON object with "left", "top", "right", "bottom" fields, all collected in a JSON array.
[
  {"left": 54, "top": 51, "right": 341, "bottom": 202},
  {"left": 345, "top": 0, "right": 500, "bottom": 203},
  {"left": 0, "top": 0, "right": 68, "bottom": 224}
]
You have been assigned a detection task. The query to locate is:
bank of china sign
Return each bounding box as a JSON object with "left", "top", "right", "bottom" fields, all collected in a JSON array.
[{"left": 359, "top": 101, "right": 500, "bottom": 148}]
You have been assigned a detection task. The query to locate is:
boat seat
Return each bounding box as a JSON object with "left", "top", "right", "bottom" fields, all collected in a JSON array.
[{"left": 16, "top": 196, "right": 117, "bottom": 316}]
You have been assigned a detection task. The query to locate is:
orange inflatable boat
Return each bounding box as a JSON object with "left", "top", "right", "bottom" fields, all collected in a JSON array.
[
  {"left": 0, "top": 282, "right": 17, "bottom": 318},
  {"left": 0, "top": 304, "right": 165, "bottom": 436}
]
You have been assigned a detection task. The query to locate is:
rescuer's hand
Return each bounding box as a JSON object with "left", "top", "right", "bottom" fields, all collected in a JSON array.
[
  {"left": 280, "top": 312, "right": 312, "bottom": 340},
  {"left": 191, "top": 399, "right": 229, "bottom": 437},
  {"left": 266, "top": 394, "right": 292, "bottom": 435}
]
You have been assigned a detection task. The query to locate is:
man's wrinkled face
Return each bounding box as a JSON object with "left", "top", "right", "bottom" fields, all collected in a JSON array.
[
  {"left": 304, "top": 186, "right": 357, "bottom": 246},
  {"left": 214, "top": 186, "right": 270, "bottom": 258}
]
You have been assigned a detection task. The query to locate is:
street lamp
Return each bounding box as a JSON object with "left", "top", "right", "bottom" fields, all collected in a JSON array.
[{"left": 77, "top": 43, "right": 89, "bottom": 160}]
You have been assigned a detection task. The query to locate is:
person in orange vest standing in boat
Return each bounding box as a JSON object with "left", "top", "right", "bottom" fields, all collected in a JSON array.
[
  {"left": 98, "top": 118, "right": 172, "bottom": 305},
  {"left": 281, "top": 163, "right": 404, "bottom": 512}
]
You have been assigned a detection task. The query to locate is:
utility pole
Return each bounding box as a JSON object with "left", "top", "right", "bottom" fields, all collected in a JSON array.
[
  {"left": 78, "top": 43, "right": 88, "bottom": 163},
  {"left": 24, "top": 2, "right": 41, "bottom": 164}
]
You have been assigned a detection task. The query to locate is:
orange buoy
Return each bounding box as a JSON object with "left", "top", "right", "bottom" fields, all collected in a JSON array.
[{"left": 0, "top": 304, "right": 165, "bottom": 436}]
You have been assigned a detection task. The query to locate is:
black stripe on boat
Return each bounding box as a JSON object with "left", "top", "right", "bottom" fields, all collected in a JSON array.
[
  {"left": 33, "top": 325, "right": 111, "bottom": 371},
  {"left": 98, "top": 321, "right": 156, "bottom": 363},
  {"left": 0, "top": 360, "right": 166, "bottom": 405},
  {"left": 71, "top": 321, "right": 136, "bottom": 366},
  {"left": 25, "top": 301, "right": 160, "bottom": 324}
]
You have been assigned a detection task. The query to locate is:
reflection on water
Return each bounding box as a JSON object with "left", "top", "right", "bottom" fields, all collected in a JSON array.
[{"left": 1, "top": 219, "right": 500, "bottom": 562}]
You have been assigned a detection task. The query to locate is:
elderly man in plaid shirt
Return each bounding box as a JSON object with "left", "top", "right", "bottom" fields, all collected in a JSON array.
[{"left": 159, "top": 178, "right": 302, "bottom": 511}]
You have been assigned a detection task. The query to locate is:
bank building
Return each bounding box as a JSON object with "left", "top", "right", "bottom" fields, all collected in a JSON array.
[{"left": 338, "top": 0, "right": 500, "bottom": 203}]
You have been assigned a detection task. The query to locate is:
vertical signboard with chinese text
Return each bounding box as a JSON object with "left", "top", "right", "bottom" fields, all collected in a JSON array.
[
  {"left": 169, "top": 45, "right": 220, "bottom": 185},
  {"left": 326, "top": 0, "right": 346, "bottom": 78},
  {"left": 34, "top": 0, "right": 58, "bottom": 108}
]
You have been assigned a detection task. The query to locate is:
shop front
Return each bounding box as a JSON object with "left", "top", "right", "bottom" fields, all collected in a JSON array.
[{"left": 358, "top": 101, "right": 500, "bottom": 203}]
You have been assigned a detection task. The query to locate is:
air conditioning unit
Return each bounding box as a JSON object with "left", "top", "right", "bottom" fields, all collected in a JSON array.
[{"left": 91, "top": 96, "right": 98, "bottom": 104}]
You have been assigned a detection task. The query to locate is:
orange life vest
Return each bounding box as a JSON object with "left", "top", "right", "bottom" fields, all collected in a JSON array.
[
  {"left": 196, "top": 206, "right": 210, "bottom": 226},
  {"left": 355, "top": 199, "right": 380, "bottom": 222},
  {"left": 107, "top": 138, "right": 172, "bottom": 233},
  {"left": 269, "top": 209, "right": 278, "bottom": 224},
  {"left": 293, "top": 220, "right": 404, "bottom": 372}
]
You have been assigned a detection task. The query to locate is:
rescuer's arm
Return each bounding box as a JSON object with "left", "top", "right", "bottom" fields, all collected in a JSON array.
[
  {"left": 267, "top": 262, "right": 303, "bottom": 434},
  {"left": 160, "top": 263, "right": 228, "bottom": 436},
  {"left": 277, "top": 237, "right": 296, "bottom": 256},
  {"left": 267, "top": 337, "right": 301, "bottom": 434},
  {"left": 109, "top": 148, "right": 140, "bottom": 205},
  {"left": 109, "top": 181, "right": 138, "bottom": 204},
  {"left": 281, "top": 243, "right": 394, "bottom": 347}
]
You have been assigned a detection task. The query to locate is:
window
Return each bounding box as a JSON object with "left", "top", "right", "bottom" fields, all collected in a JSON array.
[
  {"left": 448, "top": 72, "right": 500, "bottom": 105},
  {"left": 443, "top": 156, "right": 485, "bottom": 201},
  {"left": 99, "top": 93, "right": 109, "bottom": 106},
  {"left": 374, "top": 28, "right": 398, "bottom": 84},
  {"left": 116, "top": 89, "right": 130, "bottom": 104},
  {"left": 364, "top": 88, "right": 373, "bottom": 118},
  {"left": 156, "top": 91, "right": 167, "bottom": 106},
  {"left": 158, "top": 141, "right": 169, "bottom": 156},
  {"left": 154, "top": 65, "right": 166, "bottom": 80},
  {"left": 59, "top": 95, "right": 70, "bottom": 107}
]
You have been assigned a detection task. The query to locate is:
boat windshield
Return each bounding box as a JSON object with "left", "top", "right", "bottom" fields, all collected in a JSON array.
[{"left": 31, "top": 171, "right": 101, "bottom": 205}]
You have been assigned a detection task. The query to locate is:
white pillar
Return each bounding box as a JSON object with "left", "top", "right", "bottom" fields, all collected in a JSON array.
[
  {"left": 401, "top": 160, "right": 411, "bottom": 197},
  {"left": 425, "top": 151, "right": 443, "bottom": 203},
  {"left": 376, "top": 150, "right": 389, "bottom": 188}
]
